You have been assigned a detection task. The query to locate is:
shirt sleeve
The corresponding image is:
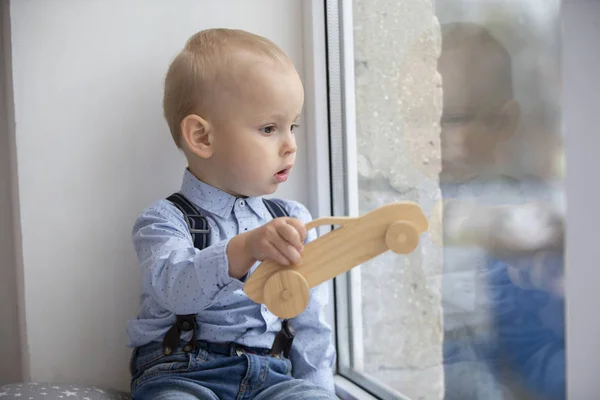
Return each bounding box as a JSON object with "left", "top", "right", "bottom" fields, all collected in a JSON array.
[
  {"left": 284, "top": 200, "right": 336, "bottom": 392},
  {"left": 132, "top": 200, "right": 243, "bottom": 315}
]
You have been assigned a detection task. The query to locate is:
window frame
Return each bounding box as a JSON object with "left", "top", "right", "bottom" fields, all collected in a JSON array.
[{"left": 563, "top": 1, "right": 600, "bottom": 398}]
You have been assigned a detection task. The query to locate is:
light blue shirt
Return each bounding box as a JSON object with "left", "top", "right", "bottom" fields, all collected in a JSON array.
[{"left": 127, "top": 169, "right": 336, "bottom": 391}]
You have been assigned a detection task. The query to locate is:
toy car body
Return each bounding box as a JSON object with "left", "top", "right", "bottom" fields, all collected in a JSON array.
[{"left": 243, "top": 201, "right": 429, "bottom": 319}]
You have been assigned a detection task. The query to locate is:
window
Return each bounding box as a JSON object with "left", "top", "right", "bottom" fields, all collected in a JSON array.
[{"left": 322, "top": 1, "right": 565, "bottom": 399}]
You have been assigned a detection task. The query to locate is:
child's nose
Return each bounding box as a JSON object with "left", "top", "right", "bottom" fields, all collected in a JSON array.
[{"left": 280, "top": 133, "right": 297, "bottom": 156}]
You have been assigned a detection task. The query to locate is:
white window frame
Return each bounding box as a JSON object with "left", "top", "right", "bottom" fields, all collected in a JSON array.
[
  {"left": 563, "top": 1, "right": 600, "bottom": 398},
  {"left": 301, "top": 0, "right": 337, "bottom": 356}
]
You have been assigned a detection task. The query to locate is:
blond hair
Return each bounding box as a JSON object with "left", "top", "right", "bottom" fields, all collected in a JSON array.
[{"left": 163, "top": 28, "right": 292, "bottom": 147}]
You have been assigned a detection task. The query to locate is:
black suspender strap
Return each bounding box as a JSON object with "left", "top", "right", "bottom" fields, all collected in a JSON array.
[
  {"left": 262, "top": 198, "right": 288, "bottom": 219},
  {"left": 269, "top": 319, "right": 296, "bottom": 359},
  {"left": 161, "top": 193, "right": 210, "bottom": 356},
  {"left": 161, "top": 193, "right": 295, "bottom": 358},
  {"left": 162, "top": 314, "right": 197, "bottom": 355},
  {"left": 167, "top": 193, "right": 210, "bottom": 250}
]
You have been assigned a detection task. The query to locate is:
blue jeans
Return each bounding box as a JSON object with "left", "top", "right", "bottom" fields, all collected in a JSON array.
[{"left": 130, "top": 341, "right": 337, "bottom": 399}]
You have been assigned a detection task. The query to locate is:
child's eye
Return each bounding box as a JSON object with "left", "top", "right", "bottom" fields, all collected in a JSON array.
[
  {"left": 260, "top": 126, "right": 276, "bottom": 135},
  {"left": 291, "top": 124, "right": 300, "bottom": 133}
]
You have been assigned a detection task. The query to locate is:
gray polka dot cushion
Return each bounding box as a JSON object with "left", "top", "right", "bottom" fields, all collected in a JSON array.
[{"left": 0, "top": 383, "right": 129, "bottom": 399}]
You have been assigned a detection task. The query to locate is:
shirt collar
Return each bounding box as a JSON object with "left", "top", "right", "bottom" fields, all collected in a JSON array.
[{"left": 179, "top": 169, "right": 269, "bottom": 219}]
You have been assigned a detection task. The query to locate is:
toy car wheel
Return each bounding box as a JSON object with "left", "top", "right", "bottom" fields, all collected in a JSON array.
[
  {"left": 385, "top": 221, "right": 419, "bottom": 254},
  {"left": 263, "top": 269, "right": 310, "bottom": 319}
]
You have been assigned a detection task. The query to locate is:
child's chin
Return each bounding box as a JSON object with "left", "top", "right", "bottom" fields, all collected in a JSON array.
[
  {"left": 246, "top": 183, "right": 277, "bottom": 197},
  {"left": 264, "top": 184, "right": 279, "bottom": 195}
]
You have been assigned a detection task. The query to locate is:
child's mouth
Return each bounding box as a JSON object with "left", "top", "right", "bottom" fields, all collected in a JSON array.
[{"left": 274, "top": 168, "right": 290, "bottom": 183}]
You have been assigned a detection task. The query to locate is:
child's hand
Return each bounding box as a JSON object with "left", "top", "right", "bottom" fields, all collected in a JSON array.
[
  {"left": 246, "top": 217, "right": 307, "bottom": 266},
  {"left": 227, "top": 218, "right": 307, "bottom": 279}
]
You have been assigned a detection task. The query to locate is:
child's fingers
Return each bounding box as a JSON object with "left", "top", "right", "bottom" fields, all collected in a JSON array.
[
  {"left": 277, "top": 221, "right": 304, "bottom": 251},
  {"left": 263, "top": 241, "right": 292, "bottom": 266},
  {"left": 284, "top": 218, "right": 308, "bottom": 245},
  {"left": 270, "top": 234, "right": 302, "bottom": 265}
]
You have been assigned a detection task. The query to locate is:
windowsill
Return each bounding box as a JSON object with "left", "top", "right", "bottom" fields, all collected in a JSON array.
[{"left": 335, "top": 375, "right": 379, "bottom": 400}]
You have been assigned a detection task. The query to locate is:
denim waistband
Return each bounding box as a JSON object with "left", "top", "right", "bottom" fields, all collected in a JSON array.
[
  {"left": 138, "top": 339, "right": 273, "bottom": 358},
  {"left": 197, "top": 340, "right": 273, "bottom": 357}
]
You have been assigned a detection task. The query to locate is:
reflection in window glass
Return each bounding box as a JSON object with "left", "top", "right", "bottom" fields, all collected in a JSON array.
[
  {"left": 346, "top": 1, "right": 564, "bottom": 399},
  {"left": 436, "top": 3, "right": 564, "bottom": 400}
]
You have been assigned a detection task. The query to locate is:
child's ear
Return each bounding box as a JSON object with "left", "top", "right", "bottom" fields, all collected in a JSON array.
[{"left": 180, "top": 114, "right": 213, "bottom": 158}]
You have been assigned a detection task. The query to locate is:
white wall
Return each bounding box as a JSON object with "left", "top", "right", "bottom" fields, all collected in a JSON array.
[
  {"left": 0, "top": 0, "right": 22, "bottom": 385},
  {"left": 8, "top": 0, "right": 307, "bottom": 391}
]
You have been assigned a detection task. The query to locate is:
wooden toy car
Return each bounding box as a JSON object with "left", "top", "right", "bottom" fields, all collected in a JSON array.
[{"left": 243, "top": 202, "right": 429, "bottom": 319}]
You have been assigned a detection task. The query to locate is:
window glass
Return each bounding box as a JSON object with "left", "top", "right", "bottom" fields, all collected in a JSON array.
[{"left": 333, "top": 1, "right": 564, "bottom": 399}]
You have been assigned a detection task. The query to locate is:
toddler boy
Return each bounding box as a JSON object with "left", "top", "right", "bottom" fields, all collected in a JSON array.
[{"left": 127, "top": 28, "right": 336, "bottom": 400}]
